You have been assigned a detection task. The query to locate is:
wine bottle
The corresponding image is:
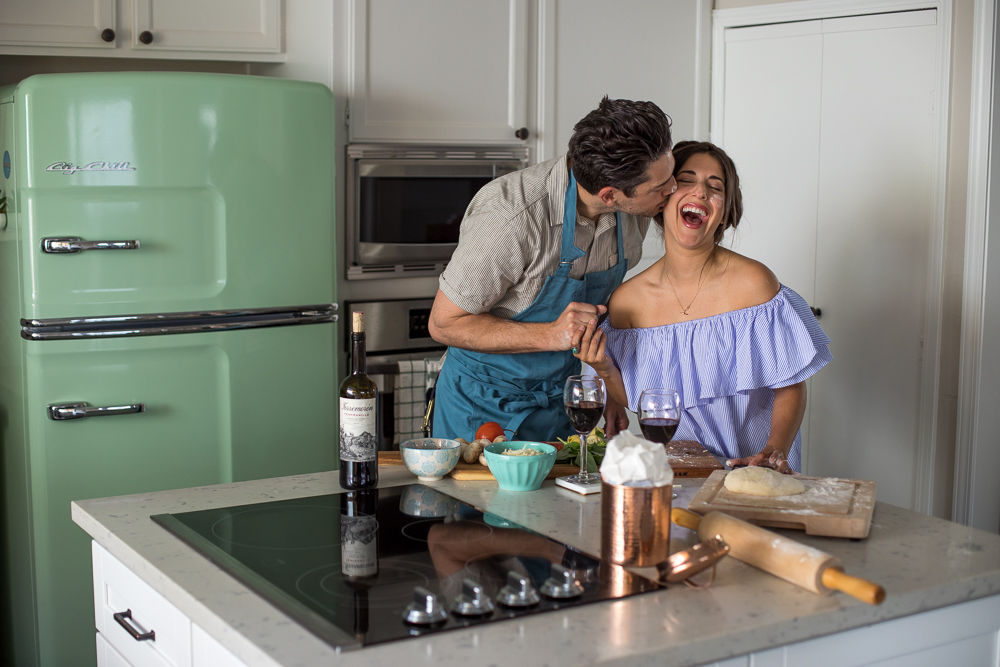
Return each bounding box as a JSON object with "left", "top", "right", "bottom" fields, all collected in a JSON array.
[{"left": 340, "top": 312, "right": 378, "bottom": 489}]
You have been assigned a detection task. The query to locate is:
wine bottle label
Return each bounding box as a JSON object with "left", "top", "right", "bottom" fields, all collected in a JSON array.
[
  {"left": 340, "top": 397, "right": 377, "bottom": 462},
  {"left": 341, "top": 514, "right": 378, "bottom": 577}
]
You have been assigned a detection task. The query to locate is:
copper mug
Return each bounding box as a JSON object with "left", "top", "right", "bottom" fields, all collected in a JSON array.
[{"left": 600, "top": 479, "right": 672, "bottom": 567}]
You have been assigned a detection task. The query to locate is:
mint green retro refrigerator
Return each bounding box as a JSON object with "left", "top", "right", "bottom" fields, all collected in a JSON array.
[{"left": 0, "top": 73, "right": 338, "bottom": 666}]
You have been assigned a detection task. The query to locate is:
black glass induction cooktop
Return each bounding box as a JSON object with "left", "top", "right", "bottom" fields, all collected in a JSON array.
[{"left": 151, "top": 484, "right": 660, "bottom": 650}]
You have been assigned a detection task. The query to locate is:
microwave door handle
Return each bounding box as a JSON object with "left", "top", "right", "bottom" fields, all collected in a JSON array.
[{"left": 42, "top": 237, "right": 140, "bottom": 253}]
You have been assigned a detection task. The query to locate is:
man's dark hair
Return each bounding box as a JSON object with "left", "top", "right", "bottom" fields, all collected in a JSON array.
[{"left": 567, "top": 96, "right": 673, "bottom": 197}]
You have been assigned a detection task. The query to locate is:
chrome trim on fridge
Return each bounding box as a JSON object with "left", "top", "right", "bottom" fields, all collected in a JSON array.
[
  {"left": 22, "top": 305, "right": 337, "bottom": 341},
  {"left": 42, "top": 237, "right": 141, "bottom": 253},
  {"left": 48, "top": 402, "right": 146, "bottom": 420}
]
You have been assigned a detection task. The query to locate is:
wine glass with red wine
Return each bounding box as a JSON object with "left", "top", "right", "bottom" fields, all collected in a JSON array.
[
  {"left": 563, "top": 375, "right": 606, "bottom": 485},
  {"left": 639, "top": 388, "right": 682, "bottom": 446}
]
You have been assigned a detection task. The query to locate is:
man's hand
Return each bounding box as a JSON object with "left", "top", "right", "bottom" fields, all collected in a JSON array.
[{"left": 549, "top": 301, "right": 605, "bottom": 352}]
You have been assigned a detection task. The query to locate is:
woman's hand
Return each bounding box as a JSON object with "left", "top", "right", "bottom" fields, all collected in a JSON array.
[
  {"left": 727, "top": 445, "right": 797, "bottom": 475},
  {"left": 573, "top": 319, "right": 613, "bottom": 374}
]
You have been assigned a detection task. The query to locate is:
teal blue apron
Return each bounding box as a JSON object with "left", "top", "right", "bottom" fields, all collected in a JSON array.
[{"left": 433, "top": 170, "right": 630, "bottom": 442}]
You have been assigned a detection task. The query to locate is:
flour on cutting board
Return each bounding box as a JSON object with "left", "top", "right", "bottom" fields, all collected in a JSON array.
[{"left": 710, "top": 476, "right": 858, "bottom": 515}]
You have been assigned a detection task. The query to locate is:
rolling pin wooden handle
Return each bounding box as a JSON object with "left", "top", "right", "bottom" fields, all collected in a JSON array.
[
  {"left": 821, "top": 567, "right": 886, "bottom": 605},
  {"left": 672, "top": 507, "right": 703, "bottom": 530}
]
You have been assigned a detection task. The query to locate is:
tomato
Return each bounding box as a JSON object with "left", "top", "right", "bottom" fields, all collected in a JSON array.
[{"left": 475, "top": 421, "right": 505, "bottom": 441}]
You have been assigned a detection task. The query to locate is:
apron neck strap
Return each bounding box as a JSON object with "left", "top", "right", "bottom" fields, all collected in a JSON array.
[{"left": 561, "top": 169, "right": 625, "bottom": 266}]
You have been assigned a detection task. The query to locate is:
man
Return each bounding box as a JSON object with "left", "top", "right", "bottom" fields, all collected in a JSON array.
[{"left": 428, "top": 96, "right": 675, "bottom": 442}]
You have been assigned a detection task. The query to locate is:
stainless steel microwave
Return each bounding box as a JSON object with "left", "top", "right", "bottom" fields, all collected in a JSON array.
[{"left": 345, "top": 144, "right": 529, "bottom": 280}]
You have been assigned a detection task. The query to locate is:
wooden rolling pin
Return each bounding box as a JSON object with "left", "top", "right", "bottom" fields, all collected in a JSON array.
[{"left": 672, "top": 507, "right": 885, "bottom": 605}]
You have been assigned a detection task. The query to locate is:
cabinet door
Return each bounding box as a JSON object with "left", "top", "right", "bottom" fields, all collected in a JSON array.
[
  {"left": 131, "top": 0, "right": 281, "bottom": 54},
  {"left": 0, "top": 0, "right": 116, "bottom": 49},
  {"left": 349, "top": 0, "right": 528, "bottom": 144}
]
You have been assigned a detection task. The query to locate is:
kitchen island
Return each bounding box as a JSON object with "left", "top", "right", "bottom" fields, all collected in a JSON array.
[{"left": 72, "top": 466, "right": 1000, "bottom": 667}]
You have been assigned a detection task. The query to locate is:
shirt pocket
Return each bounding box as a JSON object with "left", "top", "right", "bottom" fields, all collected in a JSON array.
[{"left": 624, "top": 242, "right": 644, "bottom": 269}]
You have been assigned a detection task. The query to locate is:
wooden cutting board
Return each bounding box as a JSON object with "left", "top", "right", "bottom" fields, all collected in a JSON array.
[
  {"left": 664, "top": 440, "right": 724, "bottom": 478},
  {"left": 687, "top": 469, "right": 876, "bottom": 538},
  {"left": 378, "top": 439, "right": 723, "bottom": 481}
]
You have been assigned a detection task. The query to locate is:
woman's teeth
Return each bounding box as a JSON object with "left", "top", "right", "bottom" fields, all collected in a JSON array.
[{"left": 680, "top": 204, "right": 708, "bottom": 226}]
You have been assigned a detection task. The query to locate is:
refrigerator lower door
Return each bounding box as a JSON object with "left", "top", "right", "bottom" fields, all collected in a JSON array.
[{"left": 22, "top": 323, "right": 335, "bottom": 667}]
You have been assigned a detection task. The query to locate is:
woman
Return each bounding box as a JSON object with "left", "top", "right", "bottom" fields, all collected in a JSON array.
[{"left": 575, "top": 141, "right": 830, "bottom": 473}]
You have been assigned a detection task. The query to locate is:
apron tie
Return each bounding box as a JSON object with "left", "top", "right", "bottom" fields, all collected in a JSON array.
[{"left": 500, "top": 387, "right": 561, "bottom": 437}]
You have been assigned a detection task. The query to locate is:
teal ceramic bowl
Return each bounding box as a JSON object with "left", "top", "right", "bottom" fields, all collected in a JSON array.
[
  {"left": 399, "top": 438, "right": 462, "bottom": 481},
  {"left": 483, "top": 441, "right": 557, "bottom": 491}
]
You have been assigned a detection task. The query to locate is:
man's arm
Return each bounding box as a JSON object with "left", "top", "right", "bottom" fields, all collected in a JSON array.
[{"left": 428, "top": 289, "right": 605, "bottom": 355}]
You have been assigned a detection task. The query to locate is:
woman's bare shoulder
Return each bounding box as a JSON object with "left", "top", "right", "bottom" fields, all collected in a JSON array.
[
  {"left": 719, "top": 249, "right": 781, "bottom": 308},
  {"left": 607, "top": 267, "right": 659, "bottom": 329}
]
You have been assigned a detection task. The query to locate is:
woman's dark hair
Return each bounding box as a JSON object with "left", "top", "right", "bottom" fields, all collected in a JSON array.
[
  {"left": 567, "top": 96, "right": 672, "bottom": 197},
  {"left": 666, "top": 140, "right": 743, "bottom": 244}
]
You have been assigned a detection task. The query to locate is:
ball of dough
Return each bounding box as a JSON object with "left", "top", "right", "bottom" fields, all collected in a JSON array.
[{"left": 724, "top": 466, "right": 805, "bottom": 497}]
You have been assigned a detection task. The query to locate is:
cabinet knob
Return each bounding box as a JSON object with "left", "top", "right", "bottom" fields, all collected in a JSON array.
[
  {"left": 515, "top": 127, "right": 529, "bottom": 140},
  {"left": 810, "top": 306, "right": 822, "bottom": 318},
  {"left": 101, "top": 28, "right": 115, "bottom": 42},
  {"left": 139, "top": 31, "right": 154, "bottom": 45}
]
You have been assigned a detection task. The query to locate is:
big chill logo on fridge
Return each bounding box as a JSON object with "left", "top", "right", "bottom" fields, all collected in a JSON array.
[{"left": 46, "top": 161, "right": 136, "bottom": 175}]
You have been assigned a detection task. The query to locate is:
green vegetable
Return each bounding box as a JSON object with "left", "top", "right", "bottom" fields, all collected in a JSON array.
[{"left": 556, "top": 427, "right": 606, "bottom": 473}]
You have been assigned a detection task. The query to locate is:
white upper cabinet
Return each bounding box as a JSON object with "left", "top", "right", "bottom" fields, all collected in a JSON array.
[
  {"left": 0, "top": 0, "right": 284, "bottom": 61},
  {"left": 131, "top": 0, "right": 281, "bottom": 54},
  {"left": 0, "top": 0, "right": 117, "bottom": 49},
  {"left": 349, "top": 0, "right": 528, "bottom": 144}
]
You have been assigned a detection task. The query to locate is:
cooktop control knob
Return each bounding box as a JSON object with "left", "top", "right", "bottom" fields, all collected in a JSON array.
[
  {"left": 403, "top": 586, "right": 448, "bottom": 625},
  {"left": 496, "top": 571, "right": 541, "bottom": 607},
  {"left": 541, "top": 563, "right": 584, "bottom": 599},
  {"left": 451, "top": 579, "right": 496, "bottom": 617}
]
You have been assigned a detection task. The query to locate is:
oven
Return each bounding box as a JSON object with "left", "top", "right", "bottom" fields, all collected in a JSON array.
[
  {"left": 345, "top": 299, "right": 446, "bottom": 449},
  {"left": 345, "top": 144, "right": 528, "bottom": 280}
]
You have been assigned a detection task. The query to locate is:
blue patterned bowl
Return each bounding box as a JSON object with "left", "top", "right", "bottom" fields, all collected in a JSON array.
[
  {"left": 483, "top": 441, "right": 556, "bottom": 491},
  {"left": 399, "top": 438, "right": 462, "bottom": 481}
]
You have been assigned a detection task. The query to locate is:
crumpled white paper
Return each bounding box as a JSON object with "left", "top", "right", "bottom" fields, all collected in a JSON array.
[{"left": 599, "top": 431, "right": 674, "bottom": 487}]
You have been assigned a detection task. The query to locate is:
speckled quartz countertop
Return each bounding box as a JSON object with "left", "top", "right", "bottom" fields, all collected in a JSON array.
[{"left": 72, "top": 467, "right": 1000, "bottom": 667}]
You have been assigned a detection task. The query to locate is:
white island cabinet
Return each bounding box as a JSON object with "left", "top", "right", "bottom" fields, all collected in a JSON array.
[
  {"left": 73, "top": 467, "right": 1000, "bottom": 667},
  {"left": 92, "top": 542, "right": 245, "bottom": 667},
  {"left": 0, "top": 0, "right": 283, "bottom": 61}
]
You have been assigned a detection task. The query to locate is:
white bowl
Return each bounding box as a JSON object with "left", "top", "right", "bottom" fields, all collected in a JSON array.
[{"left": 398, "top": 438, "right": 462, "bottom": 481}]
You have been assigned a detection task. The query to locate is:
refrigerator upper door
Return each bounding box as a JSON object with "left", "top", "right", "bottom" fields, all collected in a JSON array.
[{"left": 13, "top": 72, "right": 334, "bottom": 321}]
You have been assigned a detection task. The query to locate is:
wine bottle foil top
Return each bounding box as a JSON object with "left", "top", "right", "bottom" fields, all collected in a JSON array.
[{"left": 352, "top": 311, "right": 365, "bottom": 333}]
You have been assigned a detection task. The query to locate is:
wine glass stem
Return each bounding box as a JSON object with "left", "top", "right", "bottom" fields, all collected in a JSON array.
[{"left": 578, "top": 431, "right": 588, "bottom": 477}]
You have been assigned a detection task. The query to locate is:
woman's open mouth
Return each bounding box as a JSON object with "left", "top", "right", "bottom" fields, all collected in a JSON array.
[{"left": 680, "top": 203, "right": 709, "bottom": 228}]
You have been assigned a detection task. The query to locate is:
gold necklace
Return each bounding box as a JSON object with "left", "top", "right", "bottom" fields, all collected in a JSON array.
[{"left": 665, "top": 257, "right": 712, "bottom": 316}]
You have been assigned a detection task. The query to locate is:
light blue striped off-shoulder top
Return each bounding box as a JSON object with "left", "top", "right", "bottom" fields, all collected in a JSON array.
[{"left": 601, "top": 285, "right": 831, "bottom": 472}]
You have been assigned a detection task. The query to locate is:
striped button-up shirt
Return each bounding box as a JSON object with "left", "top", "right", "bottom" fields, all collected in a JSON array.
[{"left": 439, "top": 155, "right": 651, "bottom": 319}]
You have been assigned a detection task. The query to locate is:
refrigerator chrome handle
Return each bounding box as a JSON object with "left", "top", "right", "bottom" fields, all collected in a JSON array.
[
  {"left": 47, "top": 402, "right": 146, "bottom": 421},
  {"left": 42, "top": 237, "right": 140, "bottom": 253}
]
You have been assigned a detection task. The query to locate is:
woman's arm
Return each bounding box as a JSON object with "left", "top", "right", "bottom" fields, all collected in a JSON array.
[
  {"left": 573, "top": 321, "right": 629, "bottom": 407},
  {"left": 727, "top": 381, "right": 807, "bottom": 474}
]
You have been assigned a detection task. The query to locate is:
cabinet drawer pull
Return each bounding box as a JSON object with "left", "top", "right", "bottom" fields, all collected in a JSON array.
[
  {"left": 42, "top": 237, "right": 140, "bottom": 253},
  {"left": 48, "top": 402, "right": 145, "bottom": 421},
  {"left": 113, "top": 609, "right": 155, "bottom": 642}
]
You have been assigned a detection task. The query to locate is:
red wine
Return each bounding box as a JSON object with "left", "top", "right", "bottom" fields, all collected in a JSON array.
[
  {"left": 340, "top": 312, "right": 378, "bottom": 489},
  {"left": 640, "top": 418, "right": 679, "bottom": 444},
  {"left": 565, "top": 401, "right": 603, "bottom": 433}
]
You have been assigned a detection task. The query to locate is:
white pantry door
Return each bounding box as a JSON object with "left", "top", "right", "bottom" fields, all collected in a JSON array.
[{"left": 718, "top": 9, "right": 940, "bottom": 508}]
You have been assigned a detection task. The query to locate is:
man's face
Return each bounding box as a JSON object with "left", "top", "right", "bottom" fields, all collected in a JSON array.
[{"left": 613, "top": 152, "right": 677, "bottom": 217}]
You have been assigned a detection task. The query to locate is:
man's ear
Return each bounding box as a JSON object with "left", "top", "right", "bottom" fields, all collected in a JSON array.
[{"left": 596, "top": 186, "right": 619, "bottom": 208}]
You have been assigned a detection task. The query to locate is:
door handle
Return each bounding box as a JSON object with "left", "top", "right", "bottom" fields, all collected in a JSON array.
[
  {"left": 113, "top": 609, "right": 155, "bottom": 642},
  {"left": 42, "top": 237, "right": 140, "bottom": 253},
  {"left": 47, "top": 402, "right": 146, "bottom": 420}
]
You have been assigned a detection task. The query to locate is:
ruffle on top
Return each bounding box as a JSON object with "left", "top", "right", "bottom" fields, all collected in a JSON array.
[{"left": 603, "top": 286, "right": 832, "bottom": 412}]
